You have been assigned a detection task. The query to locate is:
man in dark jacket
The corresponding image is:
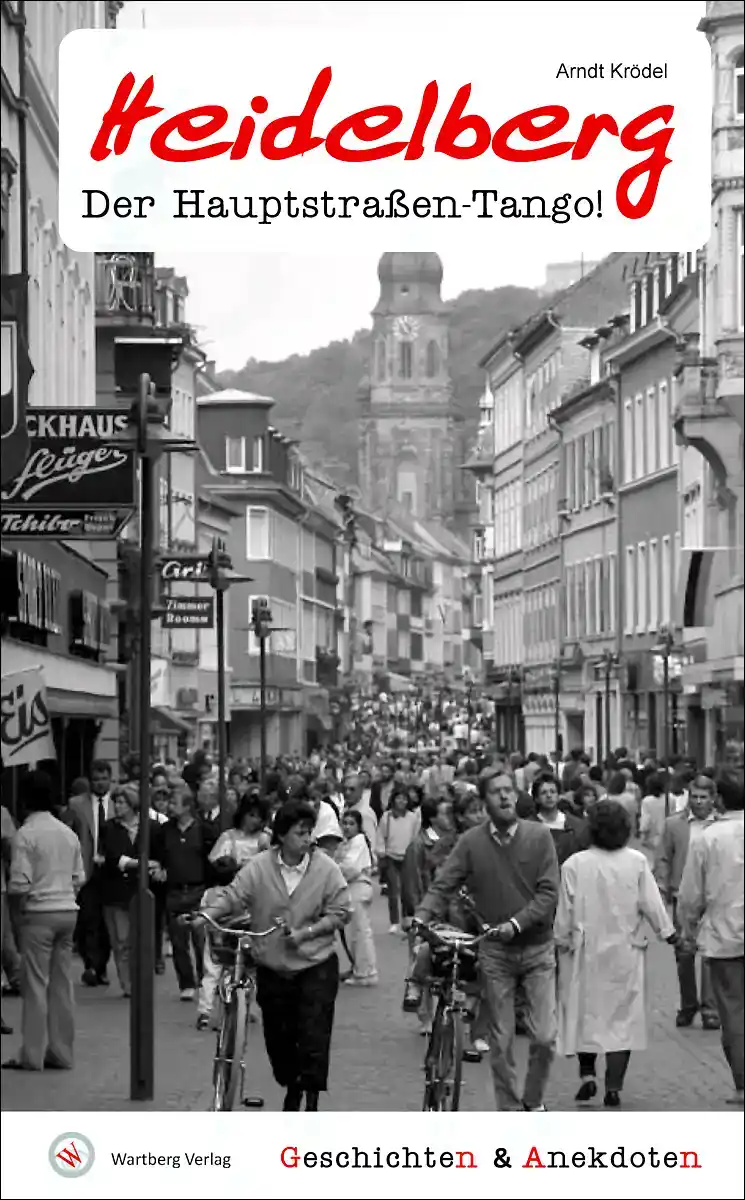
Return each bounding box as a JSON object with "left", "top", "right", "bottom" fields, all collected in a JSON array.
[{"left": 415, "top": 771, "right": 559, "bottom": 1112}]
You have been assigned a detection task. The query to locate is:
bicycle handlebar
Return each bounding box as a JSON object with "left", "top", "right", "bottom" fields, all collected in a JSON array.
[
  {"left": 183, "top": 912, "right": 286, "bottom": 939},
  {"left": 411, "top": 918, "right": 497, "bottom": 947}
]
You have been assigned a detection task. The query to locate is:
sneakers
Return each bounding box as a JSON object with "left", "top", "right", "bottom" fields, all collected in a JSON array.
[
  {"left": 472, "top": 1038, "right": 490, "bottom": 1054},
  {"left": 180, "top": 988, "right": 195, "bottom": 1002},
  {"left": 388, "top": 923, "right": 401, "bottom": 934},
  {"left": 403, "top": 981, "right": 423, "bottom": 1013},
  {"left": 196, "top": 1014, "right": 211, "bottom": 1031},
  {"left": 344, "top": 975, "right": 378, "bottom": 987}
]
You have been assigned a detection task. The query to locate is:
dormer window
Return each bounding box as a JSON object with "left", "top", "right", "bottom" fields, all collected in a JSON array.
[{"left": 225, "top": 436, "right": 245, "bottom": 473}]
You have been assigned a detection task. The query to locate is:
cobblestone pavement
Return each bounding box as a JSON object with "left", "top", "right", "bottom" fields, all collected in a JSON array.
[{"left": 1, "top": 895, "right": 735, "bottom": 1112}]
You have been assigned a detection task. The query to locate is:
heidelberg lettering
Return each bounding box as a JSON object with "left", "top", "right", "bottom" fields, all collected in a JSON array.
[{"left": 89, "top": 70, "right": 675, "bottom": 219}]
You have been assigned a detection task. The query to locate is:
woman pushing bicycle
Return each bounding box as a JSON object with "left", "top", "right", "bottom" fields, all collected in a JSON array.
[{"left": 191, "top": 798, "right": 353, "bottom": 1112}]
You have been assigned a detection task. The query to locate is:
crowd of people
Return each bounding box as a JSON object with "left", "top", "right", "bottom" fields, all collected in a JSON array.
[{"left": 1, "top": 720, "right": 743, "bottom": 1114}]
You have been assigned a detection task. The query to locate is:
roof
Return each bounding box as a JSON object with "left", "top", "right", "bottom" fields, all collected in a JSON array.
[
  {"left": 512, "top": 252, "right": 639, "bottom": 357},
  {"left": 197, "top": 388, "right": 275, "bottom": 407},
  {"left": 479, "top": 252, "right": 639, "bottom": 366}
]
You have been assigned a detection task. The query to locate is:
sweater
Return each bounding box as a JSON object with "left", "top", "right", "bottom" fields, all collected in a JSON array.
[
  {"left": 376, "top": 809, "right": 420, "bottom": 861},
  {"left": 415, "top": 819, "right": 559, "bottom": 946},
  {"left": 200, "top": 846, "right": 353, "bottom": 976}
]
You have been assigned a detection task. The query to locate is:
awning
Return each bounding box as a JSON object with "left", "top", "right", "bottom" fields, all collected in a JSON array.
[
  {"left": 151, "top": 706, "right": 194, "bottom": 734},
  {"left": 47, "top": 689, "right": 117, "bottom": 720}
]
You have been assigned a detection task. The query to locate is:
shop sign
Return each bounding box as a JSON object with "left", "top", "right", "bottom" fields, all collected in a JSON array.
[
  {"left": 9, "top": 551, "right": 63, "bottom": 635},
  {"left": 0, "top": 509, "right": 133, "bottom": 540},
  {"left": 1, "top": 667, "right": 56, "bottom": 767},
  {"left": 161, "top": 597, "right": 214, "bottom": 628},
  {"left": 1, "top": 275, "right": 33, "bottom": 487},
  {"left": 70, "top": 590, "right": 112, "bottom": 657},
  {"left": 159, "top": 556, "right": 211, "bottom": 582},
  {"left": 230, "top": 685, "right": 279, "bottom": 708},
  {"left": 0, "top": 408, "right": 137, "bottom": 538}
]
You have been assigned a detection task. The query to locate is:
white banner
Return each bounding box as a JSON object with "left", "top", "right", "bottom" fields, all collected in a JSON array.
[
  {"left": 0, "top": 667, "right": 56, "bottom": 767},
  {"left": 0, "top": 1111, "right": 742, "bottom": 1199}
]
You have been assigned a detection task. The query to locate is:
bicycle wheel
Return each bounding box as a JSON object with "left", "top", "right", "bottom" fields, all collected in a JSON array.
[
  {"left": 212, "top": 987, "right": 247, "bottom": 1112},
  {"left": 424, "top": 1008, "right": 464, "bottom": 1112}
]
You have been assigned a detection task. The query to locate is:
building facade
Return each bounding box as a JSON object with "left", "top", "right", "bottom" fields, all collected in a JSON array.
[
  {"left": 197, "top": 389, "right": 338, "bottom": 758},
  {"left": 673, "top": 1, "right": 744, "bottom": 767},
  {"left": 472, "top": 334, "right": 525, "bottom": 750},
  {"left": 609, "top": 255, "right": 698, "bottom": 758},
  {"left": 1, "top": 1, "right": 119, "bottom": 795},
  {"left": 518, "top": 254, "right": 636, "bottom": 755},
  {"left": 357, "top": 252, "right": 470, "bottom": 534},
  {"left": 553, "top": 358, "right": 619, "bottom": 762}
]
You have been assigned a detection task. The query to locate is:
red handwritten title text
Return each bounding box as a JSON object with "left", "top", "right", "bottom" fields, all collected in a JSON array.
[{"left": 90, "top": 68, "right": 674, "bottom": 220}]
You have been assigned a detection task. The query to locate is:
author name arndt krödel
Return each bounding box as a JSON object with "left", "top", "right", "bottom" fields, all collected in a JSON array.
[{"left": 556, "top": 63, "right": 669, "bottom": 79}]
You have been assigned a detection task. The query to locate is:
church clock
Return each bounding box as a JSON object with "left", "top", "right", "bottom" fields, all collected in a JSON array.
[{"left": 393, "top": 315, "right": 421, "bottom": 339}]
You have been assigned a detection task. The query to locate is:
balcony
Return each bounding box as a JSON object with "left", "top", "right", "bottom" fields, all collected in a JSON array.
[
  {"left": 673, "top": 341, "right": 742, "bottom": 498},
  {"left": 95, "top": 253, "right": 156, "bottom": 326}
]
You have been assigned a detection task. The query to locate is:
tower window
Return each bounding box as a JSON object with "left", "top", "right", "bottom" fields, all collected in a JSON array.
[
  {"left": 735, "top": 51, "right": 744, "bottom": 118},
  {"left": 425, "top": 339, "right": 440, "bottom": 377},
  {"left": 399, "top": 341, "right": 413, "bottom": 379}
]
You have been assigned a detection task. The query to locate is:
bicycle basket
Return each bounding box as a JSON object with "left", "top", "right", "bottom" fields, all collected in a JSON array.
[{"left": 430, "top": 927, "right": 480, "bottom": 984}]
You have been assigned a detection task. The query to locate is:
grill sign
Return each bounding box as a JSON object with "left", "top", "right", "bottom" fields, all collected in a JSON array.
[
  {"left": 0, "top": 407, "right": 136, "bottom": 511},
  {"left": 160, "top": 557, "right": 211, "bottom": 582},
  {"left": 161, "top": 597, "right": 214, "bottom": 628}
]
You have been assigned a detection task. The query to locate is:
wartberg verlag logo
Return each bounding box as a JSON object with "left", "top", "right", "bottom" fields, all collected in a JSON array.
[{"left": 49, "top": 1133, "right": 95, "bottom": 1178}]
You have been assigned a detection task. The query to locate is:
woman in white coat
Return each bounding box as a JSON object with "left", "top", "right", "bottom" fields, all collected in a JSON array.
[{"left": 555, "top": 799, "right": 676, "bottom": 1108}]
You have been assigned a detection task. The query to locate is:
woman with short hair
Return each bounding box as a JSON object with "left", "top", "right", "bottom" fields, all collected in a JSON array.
[
  {"left": 100, "top": 785, "right": 163, "bottom": 998},
  {"left": 555, "top": 799, "right": 676, "bottom": 1108},
  {"left": 195, "top": 799, "right": 352, "bottom": 1111}
]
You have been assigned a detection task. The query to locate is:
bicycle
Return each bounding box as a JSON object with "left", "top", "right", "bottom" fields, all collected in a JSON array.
[
  {"left": 185, "top": 912, "right": 285, "bottom": 1112},
  {"left": 412, "top": 918, "right": 495, "bottom": 1112}
]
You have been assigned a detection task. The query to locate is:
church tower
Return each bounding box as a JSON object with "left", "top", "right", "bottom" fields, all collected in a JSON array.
[{"left": 358, "top": 252, "right": 465, "bottom": 527}]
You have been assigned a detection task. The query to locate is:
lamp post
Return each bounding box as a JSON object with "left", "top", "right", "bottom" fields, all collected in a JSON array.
[
  {"left": 128, "top": 371, "right": 172, "bottom": 1104},
  {"left": 654, "top": 627, "right": 676, "bottom": 818},
  {"left": 553, "top": 658, "right": 562, "bottom": 762},
  {"left": 599, "top": 650, "right": 619, "bottom": 767},
  {"left": 207, "top": 539, "right": 253, "bottom": 832},
  {"left": 251, "top": 599, "right": 273, "bottom": 793}
]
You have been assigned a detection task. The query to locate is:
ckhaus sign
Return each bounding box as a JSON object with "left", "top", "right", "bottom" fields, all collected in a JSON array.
[{"left": 0, "top": 407, "right": 136, "bottom": 540}]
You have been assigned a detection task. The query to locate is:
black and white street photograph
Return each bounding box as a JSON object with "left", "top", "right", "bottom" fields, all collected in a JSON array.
[{"left": 0, "top": 0, "right": 743, "bottom": 1119}]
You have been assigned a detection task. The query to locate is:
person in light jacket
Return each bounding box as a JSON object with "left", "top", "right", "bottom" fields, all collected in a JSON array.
[
  {"left": 195, "top": 799, "right": 352, "bottom": 1112},
  {"left": 336, "top": 810, "right": 378, "bottom": 987},
  {"left": 555, "top": 800, "right": 676, "bottom": 1109},
  {"left": 376, "top": 788, "right": 420, "bottom": 932}
]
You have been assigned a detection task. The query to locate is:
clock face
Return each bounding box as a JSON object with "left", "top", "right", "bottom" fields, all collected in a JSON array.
[{"left": 393, "top": 315, "right": 421, "bottom": 340}]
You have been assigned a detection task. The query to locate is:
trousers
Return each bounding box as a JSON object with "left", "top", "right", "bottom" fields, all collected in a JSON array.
[
  {"left": 103, "top": 906, "right": 131, "bottom": 994},
  {"left": 708, "top": 956, "right": 744, "bottom": 1092},
  {"left": 480, "top": 940, "right": 557, "bottom": 1111},
  {"left": 578, "top": 1050, "right": 631, "bottom": 1091},
  {"left": 256, "top": 954, "right": 339, "bottom": 1092},
  {"left": 18, "top": 911, "right": 77, "bottom": 1070}
]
